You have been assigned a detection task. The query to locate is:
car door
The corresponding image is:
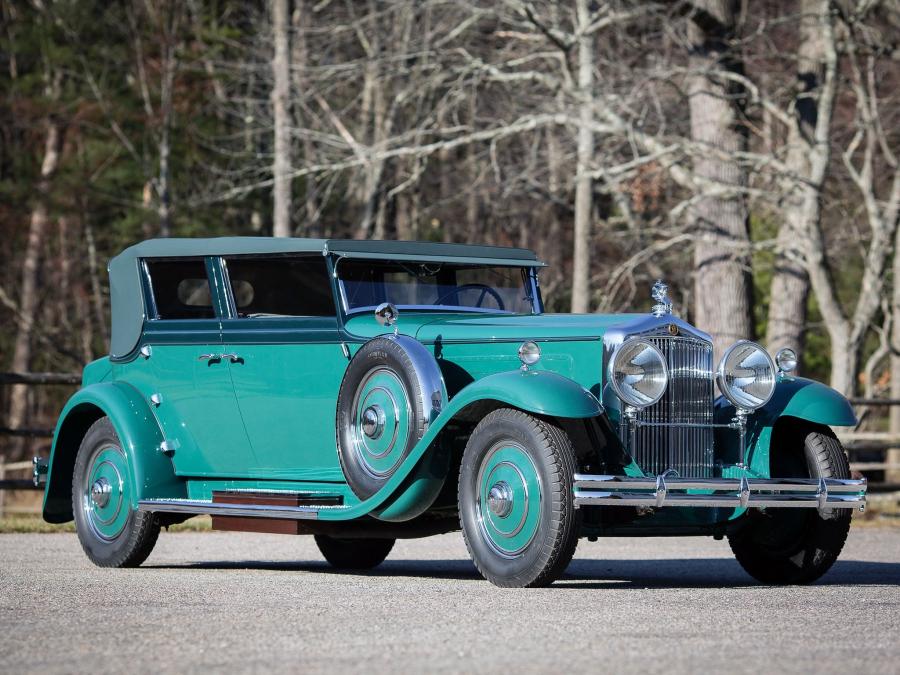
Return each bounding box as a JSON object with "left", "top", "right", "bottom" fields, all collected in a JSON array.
[
  {"left": 142, "top": 257, "right": 258, "bottom": 477},
  {"left": 218, "top": 255, "right": 348, "bottom": 481}
]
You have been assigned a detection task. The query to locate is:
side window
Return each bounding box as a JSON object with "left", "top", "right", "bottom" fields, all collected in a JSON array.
[
  {"left": 224, "top": 256, "right": 335, "bottom": 317},
  {"left": 146, "top": 259, "right": 216, "bottom": 320}
]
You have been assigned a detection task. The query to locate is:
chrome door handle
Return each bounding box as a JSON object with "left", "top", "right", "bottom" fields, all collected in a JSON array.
[
  {"left": 199, "top": 353, "right": 221, "bottom": 361},
  {"left": 221, "top": 353, "right": 242, "bottom": 363}
]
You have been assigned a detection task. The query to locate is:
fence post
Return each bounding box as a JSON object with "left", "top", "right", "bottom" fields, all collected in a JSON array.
[
  {"left": 0, "top": 455, "right": 6, "bottom": 518},
  {"left": 888, "top": 447, "right": 900, "bottom": 484}
]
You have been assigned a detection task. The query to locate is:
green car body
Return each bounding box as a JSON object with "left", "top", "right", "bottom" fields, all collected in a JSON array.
[{"left": 41, "top": 237, "right": 866, "bottom": 586}]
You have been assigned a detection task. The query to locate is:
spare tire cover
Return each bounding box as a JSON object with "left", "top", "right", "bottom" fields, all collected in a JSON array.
[{"left": 336, "top": 335, "right": 447, "bottom": 499}]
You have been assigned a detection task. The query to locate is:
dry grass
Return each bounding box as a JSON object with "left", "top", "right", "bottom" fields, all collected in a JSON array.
[
  {"left": 2, "top": 503, "right": 897, "bottom": 534},
  {"left": 0, "top": 513, "right": 212, "bottom": 534}
]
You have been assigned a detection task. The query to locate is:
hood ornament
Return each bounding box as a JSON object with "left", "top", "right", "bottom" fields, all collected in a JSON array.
[{"left": 651, "top": 280, "right": 672, "bottom": 317}]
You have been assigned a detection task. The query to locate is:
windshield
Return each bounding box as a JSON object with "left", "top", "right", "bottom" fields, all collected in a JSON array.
[{"left": 337, "top": 259, "right": 537, "bottom": 314}]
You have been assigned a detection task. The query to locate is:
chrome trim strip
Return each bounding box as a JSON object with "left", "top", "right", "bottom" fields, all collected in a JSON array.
[
  {"left": 572, "top": 473, "right": 867, "bottom": 510},
  {"left": 137, "top": 499, "right": 326, "bottom": 520}
]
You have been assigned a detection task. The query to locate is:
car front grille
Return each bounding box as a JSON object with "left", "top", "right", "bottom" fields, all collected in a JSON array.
[{"left": 631, "top": 335, "right": 715, "bottom": 478}]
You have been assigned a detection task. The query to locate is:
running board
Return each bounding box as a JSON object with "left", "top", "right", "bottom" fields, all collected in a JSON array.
[
  {"left": 138, "top": 492, "right": 349, "bottom": 521},
  {"left": 573, "top": 474, "right": 867, "bottom": 511}
]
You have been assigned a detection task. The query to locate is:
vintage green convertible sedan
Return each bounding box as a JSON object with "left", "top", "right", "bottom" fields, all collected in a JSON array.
[{"left": 36, "top": 238, "right": 866, "bottom": 587}]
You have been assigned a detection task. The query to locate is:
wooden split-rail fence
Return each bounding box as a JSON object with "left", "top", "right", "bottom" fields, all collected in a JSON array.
[{"left": 1, "top": 372, "right": 899, "bottom": 515}]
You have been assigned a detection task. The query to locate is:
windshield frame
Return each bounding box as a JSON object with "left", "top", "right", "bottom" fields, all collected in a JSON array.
[{"left": 333, "top": 256, "right": 543, "bottom": 317}]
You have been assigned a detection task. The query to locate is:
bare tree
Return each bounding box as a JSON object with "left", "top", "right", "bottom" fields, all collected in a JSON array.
[
  {"left": 798, "top": 1, "right": 899, "bottom": 395},
  {"left": 686, "top": 0, "right": 755, "bottom": 359},
  {"left": 8, "top": 116, "right": 64, "bottom": 440},
  {"left": 764, "top": 0, "right": 823, "bottom": 363},
  {"left": 571, "top": 0, "right": 595, "bottom": 313},
  {"left": 271, "top": 0, "right": 292, "bottom": 237}
]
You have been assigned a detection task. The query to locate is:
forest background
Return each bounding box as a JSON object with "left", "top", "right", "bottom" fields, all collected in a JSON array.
[{"left": 1, "top": 0, "right": 899, "bottom": 463}]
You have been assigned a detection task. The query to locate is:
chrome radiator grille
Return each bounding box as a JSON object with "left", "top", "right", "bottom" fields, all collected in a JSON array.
[{"left": 631, "top": 336, "right": 715, "bottom": 478}]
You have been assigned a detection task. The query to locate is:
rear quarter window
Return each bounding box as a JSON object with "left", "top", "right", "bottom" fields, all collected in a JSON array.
[{"left": 145, "top": 259, "right": 215, "bottom": 320}]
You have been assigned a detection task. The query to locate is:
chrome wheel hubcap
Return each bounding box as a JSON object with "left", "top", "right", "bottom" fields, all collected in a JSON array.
[
  {"left": 90, "top": 477, "right": 112, "bottom": 508},
  {"left": 487, "top": 481, "right": 513, "bottom": 517},
  {"left": 361, "top": 405, "right": 386, "bottom": 439}
]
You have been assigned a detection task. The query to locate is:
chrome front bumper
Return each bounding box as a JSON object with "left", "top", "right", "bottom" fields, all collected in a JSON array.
[{"left": 573, "top": 474, "right": 867, "bottom": 511}]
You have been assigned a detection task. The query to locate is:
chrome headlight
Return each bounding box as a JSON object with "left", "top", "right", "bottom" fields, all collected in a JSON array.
[
  {"left": 716, "top": 341, "right": 776, "bottom": 411},
  {"left": 609, "top": 339, "right": 668, "bottom": 409}
]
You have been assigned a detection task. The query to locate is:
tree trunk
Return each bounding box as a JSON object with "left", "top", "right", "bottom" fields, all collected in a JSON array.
[
  {"left": 7, "top": 119, "right": 62, "bottom": 451},
  {"left": 765, "top": 215, "right": 809, "bottom": 359},
  {"left": 544, "top": 125, "right": 563, "bottom": 299},
  {"left": 291, "top": 0, "right": 318, "bottom": 236},
  {"left": 765, "top": 0, "right": 824, "bottom": 366},
  {"left": 687, "top": 0, "right": 754, "bottom": 360},
  {"left": 828, "top": 326, "right": 857, "bottom": 400},
  {"left": 271, "top": 0, "right": 292, "bottom": 238},
  {"left": 571, "top": 0, "right": 594, "bottom": 314},
  {"left": 890, "top": 221, "right": 900, "bottom": 482}
]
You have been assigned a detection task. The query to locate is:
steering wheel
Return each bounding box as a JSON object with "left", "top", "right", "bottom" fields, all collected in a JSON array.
[{"left": 433, "top": 283, "right": 505, "bottom": 310}]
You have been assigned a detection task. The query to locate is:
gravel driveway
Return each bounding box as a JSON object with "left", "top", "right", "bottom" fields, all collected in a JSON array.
[{"left": 1, "top": 526, "right": 898, "bottom": 673}]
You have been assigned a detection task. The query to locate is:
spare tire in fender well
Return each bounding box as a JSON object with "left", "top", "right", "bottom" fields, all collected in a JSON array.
[{"left": 336, "top": 335, "right": 448, "bottom": 511}]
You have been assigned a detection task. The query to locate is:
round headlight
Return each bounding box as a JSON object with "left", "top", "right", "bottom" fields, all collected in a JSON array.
[
  {"left": 609, "top": 339, "right": 668, "bottom": 409},
  {"left": 717, "top": 341, "right": 776, "bottom": 411}
]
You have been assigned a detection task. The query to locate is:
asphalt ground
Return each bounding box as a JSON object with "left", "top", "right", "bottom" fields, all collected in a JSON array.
[{"left": 1, "top": 525, "right": 898, "bottom": 674}]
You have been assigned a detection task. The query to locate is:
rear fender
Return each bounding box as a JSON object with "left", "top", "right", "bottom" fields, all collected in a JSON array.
[{"left": 43, "top": 382, "right": 186, "bottom": 523}]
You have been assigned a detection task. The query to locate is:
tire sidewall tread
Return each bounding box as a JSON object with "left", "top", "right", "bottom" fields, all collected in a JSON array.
[
  {"left": 728, "top": 425, "right": 851, "bottom": 585},
  {"left": 458, "top": 408, "right": 580, "bottom": 588},
  {"left": 71, "top": 416, "right": 159, "bottom": 568}
]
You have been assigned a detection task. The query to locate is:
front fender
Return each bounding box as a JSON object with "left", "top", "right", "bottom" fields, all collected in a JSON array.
[
  {"left": 43, "top": 382, "right": 186, "bottom": 523},
  {"left": 713, "top": 377, "right": 857, "bottom": 488},
  {"left": 329, "top": 370, "right": 602, "bottom": 522},
  {"left": 447, "top": 369, "right": 603, "bottom": 419},
  {"left": 757, "top": 376, "right": 857, "bottom": 427}
]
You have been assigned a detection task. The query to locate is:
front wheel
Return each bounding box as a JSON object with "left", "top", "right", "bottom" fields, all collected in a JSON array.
[
  {"left": 459, "top": 408, "right": 580, "bottom": 588},
  {"left": 728, "top": 425, "right": 852, "bottom": 584},
  {"left": 72, "top": 417, "right": 160, "bottom": 567}
]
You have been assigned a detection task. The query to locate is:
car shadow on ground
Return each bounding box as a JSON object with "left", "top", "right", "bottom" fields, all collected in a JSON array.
[
  {"left": 146, "top": 557, "right": 900, "bottom": 588},
  {"left": 556, "top": 558, "right": 900, "bottom": 589}
]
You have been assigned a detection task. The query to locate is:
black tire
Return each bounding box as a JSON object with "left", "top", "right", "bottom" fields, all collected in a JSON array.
[
  {"left": 458, "top": 408, "right": 580, "bottom": 588},
  {"left": 336, "top": 337, "right": 431, "bottom": 499},
  {"left": 728, "top": 424, "right": 852, "bottom": 584},
  {"left": 314, "top": 535, "right": 395, "bottom": 570},
  {"left": 72, "top": 417, "right": 160, "bottom": 567}
]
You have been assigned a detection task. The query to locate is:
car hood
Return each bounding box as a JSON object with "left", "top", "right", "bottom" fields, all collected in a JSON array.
[{"left": 413, "top": 312, "right": 641, "bottom": 343}]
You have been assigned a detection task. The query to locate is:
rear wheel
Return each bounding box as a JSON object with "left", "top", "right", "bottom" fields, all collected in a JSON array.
[
  {"left": 72, "top": 417, "right": 160, "bottom": 567},
  {"left": 314, "top": 535, "right": 395, "bottom": 570},
  {"left": 458, "top": 408, "right": 580, "bottom": 588},
  {"left": 728, "top": 424, "right": 852, "bottom": 584}
]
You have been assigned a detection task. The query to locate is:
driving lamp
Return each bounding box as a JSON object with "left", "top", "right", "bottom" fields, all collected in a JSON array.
[{"left": 775, "top": 347, "right": 798, "bottom": 374}]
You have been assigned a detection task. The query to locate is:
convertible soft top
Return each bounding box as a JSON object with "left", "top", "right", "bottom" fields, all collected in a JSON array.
[{"left": 108, "top": 237, "right": 543, "bottom": 359}]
